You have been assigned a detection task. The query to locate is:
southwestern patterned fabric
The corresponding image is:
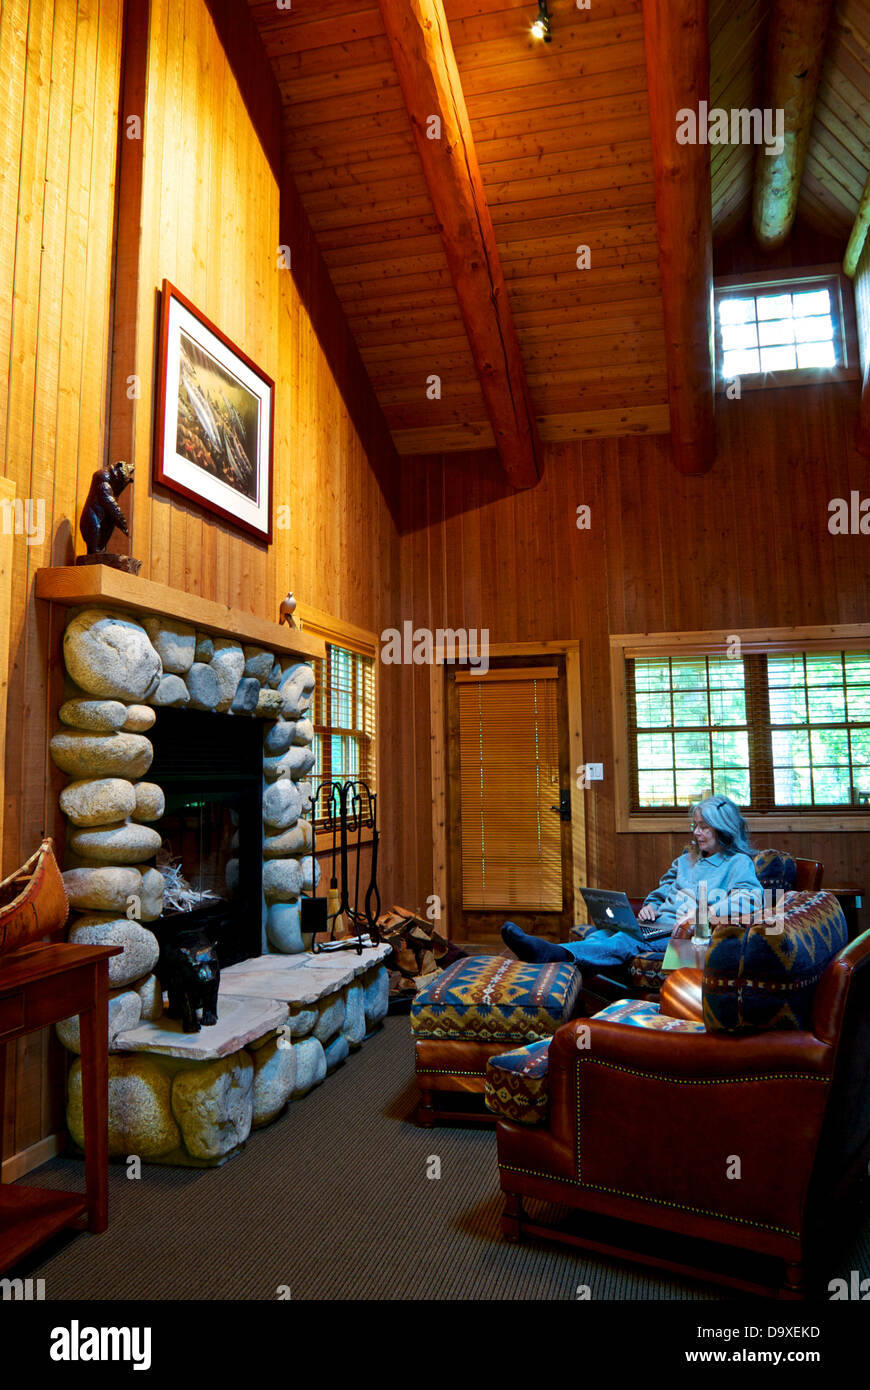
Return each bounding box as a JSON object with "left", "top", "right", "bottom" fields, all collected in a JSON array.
[
  {"left": 592, "top": 998, "right": 707, "bottom": 1033},
  {"left": 703, "top": 890, "right": 847, "bottom": 1034},
  {"left": 410, "top": 956, "right": 582, "bottom": 1044},
  {"left": 753, "top": 848, "right": 798, "bottom": 893},
  {"left": 626, "top": 954, "right": 668, "bottom": 991},
  {"left": 485, "top": 1038, "right": 552, "bottom": 1126}
]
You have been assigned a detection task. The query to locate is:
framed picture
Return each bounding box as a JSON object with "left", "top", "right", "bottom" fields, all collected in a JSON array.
[{"left": 154, "top": 281, "right": 274, "bottom": 542}]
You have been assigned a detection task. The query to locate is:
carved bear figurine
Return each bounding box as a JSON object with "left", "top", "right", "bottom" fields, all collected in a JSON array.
[
  {"left": 157, "top": 926, "right": 220, "bottom": 1033},
  {"left": 79, "top": 459, "right": 135, "bottom": 553}
]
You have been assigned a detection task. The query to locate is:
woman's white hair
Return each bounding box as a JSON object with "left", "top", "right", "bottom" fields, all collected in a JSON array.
[{"left": 687, "top": 795, "right": 754, "bottom": 860}]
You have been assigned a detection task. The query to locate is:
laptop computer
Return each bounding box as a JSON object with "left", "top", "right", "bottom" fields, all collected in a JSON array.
[{"left": 578, "top": 887, "right": 668, "bottom": 943}]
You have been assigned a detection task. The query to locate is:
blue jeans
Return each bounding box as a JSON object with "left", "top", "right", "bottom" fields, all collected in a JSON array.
[{"left": 560, "top": 927, "right": 669, "bottom": 969}]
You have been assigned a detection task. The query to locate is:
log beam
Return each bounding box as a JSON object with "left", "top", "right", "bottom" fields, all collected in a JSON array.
[
  {"left": 752, "top": 0, "right": 835, "bottom": 249},
  {"left": 378, "top": 0, "right": 542, "bottom": 490},
  {"left": 640, "top": 0, "right": 715, "bottom": 475},
  {"left": 844, "top": 172, "right": 870, "bottom": 280}
]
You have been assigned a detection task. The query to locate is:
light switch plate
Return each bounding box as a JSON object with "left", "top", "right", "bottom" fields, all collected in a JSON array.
[{"left": 585, "top": 762, "right": 604, "bottom": 781}]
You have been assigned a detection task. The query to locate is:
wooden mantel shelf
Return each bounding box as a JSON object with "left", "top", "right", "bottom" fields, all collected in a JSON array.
[{"left": 36, "top": 565, "right": 326, "bottom": 662}]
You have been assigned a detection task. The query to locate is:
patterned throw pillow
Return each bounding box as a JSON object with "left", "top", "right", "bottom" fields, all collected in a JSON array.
[
  {"left": 702, "top": 890, "right": 847, "bottom": 1033},
  {"left": 753, "top": 848, "right": 798, "bottom": 893}
]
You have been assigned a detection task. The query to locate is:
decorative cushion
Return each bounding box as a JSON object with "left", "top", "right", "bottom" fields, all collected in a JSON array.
[
  {"left": 591, "top": 998, "right": 707, "bottom": 1033},
  {"left": 411, "top": 956, "right": 582, "bottom": 1044},
  {"left": 626, "top": 953, "right": 668, "bottom": 991},
  {"left": 485, "top": 1039, "right": 552, "bottom": 1126},
  {"left": 703, "top": 890, "right": 847, "bottom": 1034},
  {"left": 753, "top": 848, "right": 797, "bottom": 893}
]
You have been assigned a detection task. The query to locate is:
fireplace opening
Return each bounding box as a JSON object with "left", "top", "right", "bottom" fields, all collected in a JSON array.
[{"left": 146, "top": 708, "right": 263, "bottom": 968}]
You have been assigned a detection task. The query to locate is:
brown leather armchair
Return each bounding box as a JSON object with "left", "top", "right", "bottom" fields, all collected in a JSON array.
[{"left": 495, "top": 927, "right": 870, "bottom": 1297}]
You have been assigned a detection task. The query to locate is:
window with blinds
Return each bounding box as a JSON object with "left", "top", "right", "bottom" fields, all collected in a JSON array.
[
  {"left": 626, "top": 650, "right": 870, "bottom": 813},
  {"left": 456, "top": 668, "right": 563, "bottom": 910},
  {"left": 312, "top": 644, "right": 376, "bottom": 813}
]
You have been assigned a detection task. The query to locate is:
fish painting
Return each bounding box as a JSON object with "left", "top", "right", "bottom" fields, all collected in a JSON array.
[{"left": 176, "top": 331, "right": 259, "bottom": 503}]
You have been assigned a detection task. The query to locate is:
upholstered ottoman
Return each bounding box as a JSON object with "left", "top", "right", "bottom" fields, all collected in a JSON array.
[
  {"left": 412, "top": 956, "right": 584, "bottom": 1125},
  {"left": 484, "top": 1000, "right": 706, "bottom": 1128}
]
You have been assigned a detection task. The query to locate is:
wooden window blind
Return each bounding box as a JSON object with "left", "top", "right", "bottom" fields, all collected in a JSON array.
[
  {"left": 312, "top": 644, "right": 376, "bottom": 813},
  {"left": 626, "top": 650, "right": 870, "bottom": 815},
  {"left": 456, "top": 669, "right": 563, "bottom": 910}
]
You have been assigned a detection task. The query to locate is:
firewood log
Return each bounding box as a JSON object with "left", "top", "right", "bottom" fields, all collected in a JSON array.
[{"left": 396, "top": 946, "right": 419, "bottom": 976}]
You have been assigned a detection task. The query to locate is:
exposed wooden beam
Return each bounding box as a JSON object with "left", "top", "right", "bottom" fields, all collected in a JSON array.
[
  {"left": 752, "top": 0, "right": 835, "bottom": 250},
  {"left": 854, "top": 234, "right": 870, "bottom": 458},
  {"left": 106, "top": 0, "right": 150, "bottom": 559},
  {"left": 377, "top": 0, "right": 542, "bottom": 491},
  {"left": 640, "top": 0, "right": 714, "bottom": 476},
  {"left": 844, "top": 172, "right": 870, "bottom": 280}
]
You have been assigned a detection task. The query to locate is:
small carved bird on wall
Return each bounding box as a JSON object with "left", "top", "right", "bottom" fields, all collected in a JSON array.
[{"left": 279, "top": 592, "right": 297, "bottom": 627}]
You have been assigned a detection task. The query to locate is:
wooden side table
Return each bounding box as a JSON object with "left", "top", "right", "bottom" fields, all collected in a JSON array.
[
  {"left": 824, "top": 885, "right": 864, "bottom": 941},
  {"left": 0, "top": 940, "right": 121, "bottom": 1273}
]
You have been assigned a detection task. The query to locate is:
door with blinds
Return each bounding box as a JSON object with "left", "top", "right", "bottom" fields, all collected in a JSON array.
[{"left": 446, "top": 657, "right": 575, "bottom": 942}]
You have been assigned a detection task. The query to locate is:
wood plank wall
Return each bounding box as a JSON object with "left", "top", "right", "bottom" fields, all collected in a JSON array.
[
  {"left": 395, "top": 381, "right": 870, "bottom": 934},
  {"left": 0, "top": 0, "right": 125, "bottom": 1170},
  {"left": 1, "top": 0, "right": 400, "bottom": 1164}
]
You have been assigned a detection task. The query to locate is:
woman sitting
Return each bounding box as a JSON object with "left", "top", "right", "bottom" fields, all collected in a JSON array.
[{"left": 501, "top": 795, "right": 764, "bottom": 970}]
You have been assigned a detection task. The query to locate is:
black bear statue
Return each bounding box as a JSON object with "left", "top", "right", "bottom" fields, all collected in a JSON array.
[
  {"left": 157, "top": 926, "right": 220, "bottom": 1033},
  {"left": 79, "top": 459, "right": 135, "bottom": 553}
]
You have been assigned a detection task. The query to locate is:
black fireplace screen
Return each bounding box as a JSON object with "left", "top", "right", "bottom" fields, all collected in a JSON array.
[{"left": 146, "top": 708, "right": 263, "bottom": 967}]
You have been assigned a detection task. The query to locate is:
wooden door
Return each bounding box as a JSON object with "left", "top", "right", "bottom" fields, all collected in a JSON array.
[{"left": 446, "top": 655, "right": 575, "bottom": 944}]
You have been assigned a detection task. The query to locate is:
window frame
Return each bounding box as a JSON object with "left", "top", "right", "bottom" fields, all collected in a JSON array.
[
  {"left": 292, "top": 604, "right": 378, "bottom": 837},
  {"left": 611, "top": 625, "right": 870, "bottom": 832},
  {"left": 713, "top": 265, "right": 860, "bottom": 394}
]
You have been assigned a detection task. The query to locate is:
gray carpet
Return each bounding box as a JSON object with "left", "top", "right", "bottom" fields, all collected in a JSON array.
[{"left": 12, "top": 1016, "right": 870, "bottom": 1301}]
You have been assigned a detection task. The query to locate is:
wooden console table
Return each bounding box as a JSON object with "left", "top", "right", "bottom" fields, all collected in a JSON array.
[
  {"left": 825, "top": 884, "right": 864, "bottom": 940},
  {"left": 0, "top": 941, "right": 121, "bottom": 1274}
]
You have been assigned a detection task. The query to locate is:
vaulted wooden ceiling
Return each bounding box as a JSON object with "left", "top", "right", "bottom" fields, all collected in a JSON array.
[{"left": 247, "top": 0, "right": 870, "bottom": 465}]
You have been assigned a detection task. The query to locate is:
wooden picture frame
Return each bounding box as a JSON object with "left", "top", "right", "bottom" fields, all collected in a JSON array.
[{"left": 154, "top": 280, "right": 274, "bottom": 542}]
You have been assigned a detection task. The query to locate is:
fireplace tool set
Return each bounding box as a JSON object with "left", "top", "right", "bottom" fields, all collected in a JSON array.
[{"left": 301, "top": 780, "right": 381, "bottom": 955}]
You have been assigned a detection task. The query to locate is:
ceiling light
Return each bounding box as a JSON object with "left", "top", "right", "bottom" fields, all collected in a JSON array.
[{"left": 531, "top": 0, "right": 551, "bottom": 42}]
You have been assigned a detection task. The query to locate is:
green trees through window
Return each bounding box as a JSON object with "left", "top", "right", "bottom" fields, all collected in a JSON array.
[{"left": 627, "top": 651, "right": 870, "bottom": 812}]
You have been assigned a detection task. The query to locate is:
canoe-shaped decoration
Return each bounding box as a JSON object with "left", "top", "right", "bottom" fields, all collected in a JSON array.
[{"left": 0, "top": 839, "right": 69, "bottom": 956}]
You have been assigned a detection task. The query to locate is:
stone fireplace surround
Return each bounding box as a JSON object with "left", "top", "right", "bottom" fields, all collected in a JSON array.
[{"left": 38, "top": 567, "right": 390, "bottom": 1166}]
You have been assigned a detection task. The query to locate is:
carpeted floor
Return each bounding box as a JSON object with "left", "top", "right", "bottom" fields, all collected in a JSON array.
[{"left": 11, "top": 1014, "right": 870, "bottom": 1301}]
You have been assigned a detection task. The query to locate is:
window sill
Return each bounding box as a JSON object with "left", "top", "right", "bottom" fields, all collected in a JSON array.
[
  {"left": 619, "top": 814, "right": 870, "bottom": 833},
  {"left": 715, "top": 366, "right": 859, "bottom": 393}
]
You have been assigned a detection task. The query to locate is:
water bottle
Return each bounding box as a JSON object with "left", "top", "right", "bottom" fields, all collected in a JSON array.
[{"left": 692, "top": 882, "right": 711, "bottom": 947}]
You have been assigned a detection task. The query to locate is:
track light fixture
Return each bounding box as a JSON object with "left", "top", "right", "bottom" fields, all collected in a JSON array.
[{"left": 530, "top": 0, "right": 551, "bottom": 42}]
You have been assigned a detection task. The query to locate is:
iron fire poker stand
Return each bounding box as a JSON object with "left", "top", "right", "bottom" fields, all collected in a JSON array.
[{"left": 301, "top": 780, "right": 381, "bottom": 955}]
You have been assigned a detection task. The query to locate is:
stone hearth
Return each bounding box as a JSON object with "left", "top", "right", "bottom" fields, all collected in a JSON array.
[{"left": 65, "top": 945, "right": 390, "bottom": 1165}]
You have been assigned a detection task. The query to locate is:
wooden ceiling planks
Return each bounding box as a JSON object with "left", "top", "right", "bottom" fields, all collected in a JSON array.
[
  {"left": 709, "top": 0, "right": 769, "bottom": 239},
  {"left": 799, "top": 0, "right": 870, "bottom": 240},
  {"left": 250, "top": 0, "right": 868, "bottom": 457},
  {"left": 248, "top": 0, "right": 670, "bottom": 456}
]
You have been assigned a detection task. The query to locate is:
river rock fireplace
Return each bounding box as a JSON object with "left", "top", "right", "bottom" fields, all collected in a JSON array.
[{"left": 39, "top": 574, "right": 390, "bottom": 1166}]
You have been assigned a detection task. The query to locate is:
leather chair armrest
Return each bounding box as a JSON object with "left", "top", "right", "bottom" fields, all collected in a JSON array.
[{"left": 549, "top": 1015, "right": 833, "bottom": 1082}]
